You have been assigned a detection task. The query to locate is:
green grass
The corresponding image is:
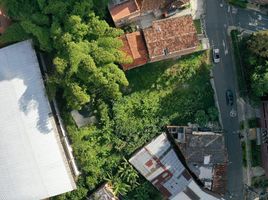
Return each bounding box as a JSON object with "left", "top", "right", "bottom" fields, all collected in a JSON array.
[
  {"left": 228, "top": 0, "right": 248, "bottom": 8},
  {"left": 55, "top": 52, "right": 217, "bottom": 199},
  {"left": 230, "top": 30, "right": 247, "bottom": 97},
  {"left": 193, "top": 19, "right": 202, "bottom": 34},
  {"left": 251, "top": 140, "right": 261, "bottom": 167},
  {"left": 125, "top": 52, "right": 215, "bottom": 124}
]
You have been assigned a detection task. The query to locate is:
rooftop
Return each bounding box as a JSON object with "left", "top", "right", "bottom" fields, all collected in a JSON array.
[
  {"left": 120, "top": 31, "right": 148, "bottom": 70},
  {"left": 178, "top": 131, "right": 226, "bottom": 164},
  {"left": 137, "top": 0, "right": 165, "bottom": 12},
  {"left": 109, "top": 0, "right": 140, "bottom": 23},
  {"left": 89, "top": 183, "right": 118, "bottom": 200},
  {"left": 168, "top": 126, "right": 227, "bottom": 195},
  {"left": 129, "top": 133, "right": 222, "bottom": 200},
  {"left": 143, "top": 15, "right": 199, "bottom": 60},
  {"left": 212, "top": 164, "right": 227, "bottom": 195},
  {"left": 0, "top": 40, "right": 76, "bottom": 199}
]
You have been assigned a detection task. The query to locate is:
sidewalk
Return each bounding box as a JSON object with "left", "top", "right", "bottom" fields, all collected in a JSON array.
[{"left": 237, "top": 96, "right": 260, "bottom": 186}]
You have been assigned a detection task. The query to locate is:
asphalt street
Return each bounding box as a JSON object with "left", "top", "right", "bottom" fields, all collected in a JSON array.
[
  {"left": 204, "top": 0, "right": 245, "bottom": 199},
  {"left": 234, "top": 7, "right": 268, "bottom": 32}
]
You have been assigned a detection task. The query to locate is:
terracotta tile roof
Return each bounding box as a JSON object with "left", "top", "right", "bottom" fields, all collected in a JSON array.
[
  {"left": 0, "top": 8, "right": 11, "bottom": 34},
  {"left": 143, "top": 15, "right": 199, "bottom": 60},
  {"left": 212, "top": 164, "right": 227, "bottom": 195},
  {"left": 109, "top": 0, "right": 140, "bottom": 22},
  {"left": 139, "top": 0, "right": 165, "bottom": 11},
  {"left": 138, "top": 0, "right": 190, "bottom": 12},
  {"left": 120, "top": 31, "right": 148, "bottom": 70}
]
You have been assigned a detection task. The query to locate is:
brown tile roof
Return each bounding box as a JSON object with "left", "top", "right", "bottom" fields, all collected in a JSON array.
[
  {"left": 0, "top": 8, "right": 11, "bottom": 34},
  {"left": 143, "top": 15, "right": 199, "bottom": 60},
  {"left": 212, "top": 164, "right": 227, "bottom": 195},
  {"left": 138, "top": 0, "right": 190, "bottom": 12},
  {"left": 109, "top": 0, "right": 140, "bottom": 23},
  {"left": 120, "top": 31, "right": 148, "bottom": 70},
  {"left": 139, "top": 0, "right": 165, "bottom": 11}
]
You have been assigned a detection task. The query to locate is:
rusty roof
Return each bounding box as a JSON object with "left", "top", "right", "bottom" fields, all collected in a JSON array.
[
  {"left": 212, "top": 164, "right": 227, "bottom": 195},
  {"left": 143, "top": 15, "right": 199, "bottom": 60},
  {"left": 109, "top": 0, "right": 140, "bottom": 22},
  {"left": 120, "top": 31, "right": 148, "bottom": 70}
]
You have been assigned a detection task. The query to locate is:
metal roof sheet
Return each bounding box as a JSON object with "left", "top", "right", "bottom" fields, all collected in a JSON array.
[
  {"left": 129, "top": 133, "right": 221, "bottom": 200},
  {"left": 0, "top": 40, "right": 76, "bottom": 199}
]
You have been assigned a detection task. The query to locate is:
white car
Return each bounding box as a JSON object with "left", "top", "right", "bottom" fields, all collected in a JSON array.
[{"left": 213, "top": 48, "right": 220, "bottom": 63}]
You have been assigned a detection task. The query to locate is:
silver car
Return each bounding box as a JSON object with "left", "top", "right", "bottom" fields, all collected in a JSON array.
[{"left": 213, "top": 48, "right": 220, "bottom": 63}]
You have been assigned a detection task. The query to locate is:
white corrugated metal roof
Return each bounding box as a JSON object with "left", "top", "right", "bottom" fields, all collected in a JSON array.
[
  {"left": 129, "top": 133, "right": 222, "bottom": 200},
  {"left": 0, "top": 40, "right": 76, "bottom": 200}
]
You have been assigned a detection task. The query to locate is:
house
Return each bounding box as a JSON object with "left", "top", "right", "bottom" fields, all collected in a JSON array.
[
  {"left": 129, "top": 133, "right": 224, "bottom": 200},
  {"left": 109, "top": 0, "right": 191, "bottom": 27},
  {"left": 120, "top": 14, "right": 199, "bottom": 70},
  {"left": 167, "top": 126, "right": 227, "bottom": 196},
  {"left": 0, "top": 40, "right": 77, "bottom": 199},
  {"left": 109, "top": 0, "right": 141, "bottom": 27},
  {"left": 120, "top": 31, "right": 148, "bottom": 70},
  {"left": 110, "top": 0, "right": 202, "bottom": 70},
  {"left": 89, "top": 183, "right": 118, "bottom": 200},
  {"left": 143, "top": 15, "right": 199, "bottom": 62}
]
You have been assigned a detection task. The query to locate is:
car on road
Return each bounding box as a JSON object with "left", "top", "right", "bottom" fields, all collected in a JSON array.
[
  {"left": 226, "top": 89, "right": 234, "bottom": 106},
  {"left": 213, "top": 48, "right": 220, "bottom": 63}
]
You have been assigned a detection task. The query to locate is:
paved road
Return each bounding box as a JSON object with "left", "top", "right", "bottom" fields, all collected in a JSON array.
[
  {"left": 234, "top": 7, "right": 268, "bottom": 32},
  {"left": 204, "top": 0, "right": 244, "bottom": 199}
]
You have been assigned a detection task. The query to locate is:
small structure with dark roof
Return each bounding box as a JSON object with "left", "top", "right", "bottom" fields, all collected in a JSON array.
[
  {"left": 167, "top": 126, "right": 227, "bottom": 196},
  {"left": 89, "top": 183, "right": 118, "bottom": 200}
]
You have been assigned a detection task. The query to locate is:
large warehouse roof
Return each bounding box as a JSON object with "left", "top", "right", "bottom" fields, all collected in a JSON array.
[{"left": 0, "top": 40, "right": 76, "bottom": 199}]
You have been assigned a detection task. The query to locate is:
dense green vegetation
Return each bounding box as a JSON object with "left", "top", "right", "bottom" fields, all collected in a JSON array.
[
  {"left": 251, "top": 140, "right": 261, "bottom": 167},
  {"left": 228, "top": 0, "right": 247, "bottom": 8},
  {"left": 231, "top": 30, "right": 268, "bottom": 100},
  {"left": 0, "top": 1, "right": 217, "bottom": 199},
  {"left": 0, "top": 0, "right": 132, "bottom": 110},
  {"left": 193, "top": 19, "right": 202, "bottom": 34},
  {"left": 55, "top": 53, "right": 216, "bottom": 199}
]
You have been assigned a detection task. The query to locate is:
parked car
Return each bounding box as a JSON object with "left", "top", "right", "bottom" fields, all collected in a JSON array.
[
  {"left": 213, "top": 48, "right": 220, "bottom": 63},
  {"left": 226, "top": 89, "right": 234, "bottom": 106}
]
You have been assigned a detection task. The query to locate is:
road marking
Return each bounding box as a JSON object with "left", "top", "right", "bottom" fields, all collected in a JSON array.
[
  {"left": 228, "top": 6, "right": 230, "bottom": 13},
  {"left": 230, "top": 109, "right": 237, "bottom": 118}
]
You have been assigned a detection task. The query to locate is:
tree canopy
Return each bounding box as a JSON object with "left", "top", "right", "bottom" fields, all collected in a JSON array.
[
  {"left": 0, "top": 0, "right": 131, "bottom": 110},
  {"left": 236, "top": 30, "right": 268, "bottom": 98}
]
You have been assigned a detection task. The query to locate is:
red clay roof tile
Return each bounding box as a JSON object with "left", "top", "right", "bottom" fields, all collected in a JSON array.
[
  {"left": 109, "top": 1, "right": 140, "bottom": 22},
  {"left": 120, "top": 31, "right": 148, "bottom": 70},
  {"left": 143, "top": 15, "right": 199, "bottom": 60}
]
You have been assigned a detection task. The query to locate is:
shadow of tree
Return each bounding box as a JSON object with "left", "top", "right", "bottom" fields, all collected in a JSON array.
[{"left": 0, "top": 40, "right": 52, "bottom": 134}]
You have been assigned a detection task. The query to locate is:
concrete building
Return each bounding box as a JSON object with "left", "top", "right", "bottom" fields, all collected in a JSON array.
[
  {"left": 129, "top": 133, "right": 223, "bottom": 200},
  {"left": 0, "top": 40, "right": 76, "bottom": 199}
]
